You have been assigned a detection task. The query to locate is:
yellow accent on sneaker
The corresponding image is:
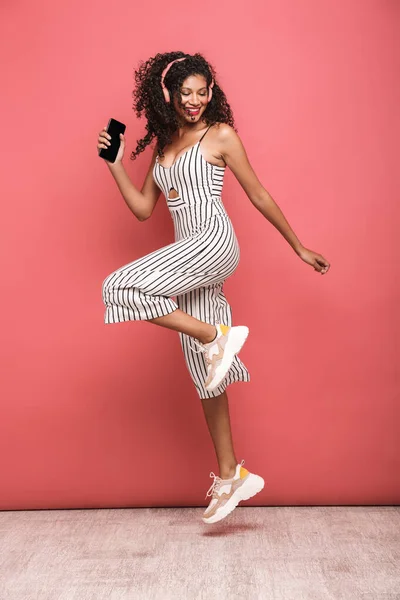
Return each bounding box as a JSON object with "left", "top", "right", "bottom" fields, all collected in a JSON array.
[
  {"left": 219, "top": 324, "right": 230, "bottom": 336},
  {"left": 240, "top": 466, "right": 249, "bottom": 479}
]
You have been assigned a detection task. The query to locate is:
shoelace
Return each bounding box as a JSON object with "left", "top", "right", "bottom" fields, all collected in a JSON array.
[
  {"left": 205, "top": 460, "right": 246, "bottom": 500},
  {"left": 188, "top": 326, "right": 223, "bottom": 363},
  {"left": 205, "top": 472, "right": 222, "bottom": 499},
  {"left": 206, "top": 459, "right": 245, "bottom": 499},
  {"left": 188, "top": 338, "right": 213, "bottom": 366},
  {"left": 188, "top": 338, "right": 209, "bottom": 354}
]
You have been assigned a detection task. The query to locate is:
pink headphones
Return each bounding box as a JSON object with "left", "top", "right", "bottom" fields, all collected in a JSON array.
[{"left": 160, "top": 57, "right": 215, "bottom": 103}]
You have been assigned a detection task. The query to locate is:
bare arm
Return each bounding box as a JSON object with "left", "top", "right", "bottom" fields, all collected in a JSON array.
[
  {"left": 218, "top": 124, "right": 304, "bottom": 255},
  {"left": 106, "top": 144, "right": 161, "bottom": 222}
]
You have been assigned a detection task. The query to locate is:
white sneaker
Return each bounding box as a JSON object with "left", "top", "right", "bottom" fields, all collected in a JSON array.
[
  {"left": 189, "top": 324, "right": 249, "bottom": 392},
  {"left": 202, "top": 460, "right": 265, "bottom": 524}
]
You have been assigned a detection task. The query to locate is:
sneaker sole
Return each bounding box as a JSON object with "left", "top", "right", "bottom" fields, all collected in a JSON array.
[
  {"left": 205, "top": 326, "right": 249, "bottom": 392},
  {"left": 202, "top": 473, "right": 265, "bottom": 524}
]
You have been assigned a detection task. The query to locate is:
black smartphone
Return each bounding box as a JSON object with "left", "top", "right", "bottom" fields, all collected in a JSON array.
[{"left": 99, "top": 118, "right": 126, "bottom": 163}]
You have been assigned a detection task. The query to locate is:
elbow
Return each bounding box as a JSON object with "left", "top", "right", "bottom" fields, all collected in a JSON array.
[{"left": 137, "top": 213, "right": 150, "bottom": 222}]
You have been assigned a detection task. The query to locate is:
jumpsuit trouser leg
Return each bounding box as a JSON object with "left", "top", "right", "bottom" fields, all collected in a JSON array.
[{"left": 101, "top": 216, "right": 250, "bottom": 399}]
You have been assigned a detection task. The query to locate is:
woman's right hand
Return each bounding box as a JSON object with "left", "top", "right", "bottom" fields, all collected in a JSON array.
[{"left": 97, "top": 126, "right": 125, "bottom": 165}]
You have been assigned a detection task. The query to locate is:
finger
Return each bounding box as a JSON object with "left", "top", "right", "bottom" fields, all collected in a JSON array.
[
  {"left": 99, "top": 130, "right": 111, "bottom": 140},
  {"left": 314, "top": 261, "right": 324, "bottom": 272},
  {"left": 99, "top": 135, "right": 111, "bottom": 144},
  {"left": 319, "top": 256, "right": 329, "bottom": 267},
  {"left": 316, "top": 258, "right": 329, "bottom": 269}
]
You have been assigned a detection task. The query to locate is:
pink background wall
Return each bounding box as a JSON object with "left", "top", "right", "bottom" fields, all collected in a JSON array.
[{"left": 1, "top": 0, "right": 399, "bottom": 509}]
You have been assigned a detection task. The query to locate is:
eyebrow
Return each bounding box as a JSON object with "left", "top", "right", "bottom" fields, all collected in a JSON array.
[{"left": 180, "top": 86, "right": 207, "bottom": 91}]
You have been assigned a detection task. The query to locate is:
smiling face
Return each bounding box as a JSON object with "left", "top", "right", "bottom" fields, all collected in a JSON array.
[{"left": 172, "top": 74, "right": 210, "bottom": 124}]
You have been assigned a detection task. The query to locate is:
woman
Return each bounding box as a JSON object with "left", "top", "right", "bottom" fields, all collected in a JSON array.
[{"left": 98, "top": 51, "right": 330, "bottom": 524}]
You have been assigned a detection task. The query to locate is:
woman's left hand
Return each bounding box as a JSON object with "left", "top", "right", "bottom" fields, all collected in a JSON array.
[{"left": 297, "top": 246, "right": 330, "bottom": 274}]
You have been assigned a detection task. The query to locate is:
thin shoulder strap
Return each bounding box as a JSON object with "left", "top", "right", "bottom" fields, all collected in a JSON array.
[{"left": 199, "top": 123, "right": 214, "bottom": 143}]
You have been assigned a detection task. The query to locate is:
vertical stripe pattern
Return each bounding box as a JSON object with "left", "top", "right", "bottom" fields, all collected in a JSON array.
[{"left": 102, "top": 124, "right": 250, "bottom": 399}]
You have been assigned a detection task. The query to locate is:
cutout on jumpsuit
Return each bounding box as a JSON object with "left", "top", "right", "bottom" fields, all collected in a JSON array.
[
  {"left": 168, "top": 187, "right": 180, "bottom": 199},
  {"left": 167, "top": 186, "right": 186, "bottom": 210}
]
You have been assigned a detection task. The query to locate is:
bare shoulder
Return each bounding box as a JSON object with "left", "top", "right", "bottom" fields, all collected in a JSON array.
[
  {"left": 205, "top": 123, "right": 240, "bottom": 166},
  {"left": 150, "top": 139, "right": 161, "bottom": 163},
  {"left": 210, "top": 122, "right": 246, "bottom": 163},
  {"left": 152, "top": 139, "right": 160, "bottom": 155},
  {"left": 210, "top": 123, "right": 266, "bottom": 206},
  {"left": 211, "top": 122, "right": 238, "bottom": 143}
]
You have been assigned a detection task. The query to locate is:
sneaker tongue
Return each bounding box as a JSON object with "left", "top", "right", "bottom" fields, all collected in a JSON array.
[
  {"left": 212, "top": 479, "right": 222, "bottom": 496},
  {"left": 232, "top": 464, "right": 241, "bottom": 479}
]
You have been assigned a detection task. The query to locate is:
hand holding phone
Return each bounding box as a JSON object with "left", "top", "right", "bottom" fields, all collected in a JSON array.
[{"left": 98, "top": 118, "right": 126, "bottom": 164}]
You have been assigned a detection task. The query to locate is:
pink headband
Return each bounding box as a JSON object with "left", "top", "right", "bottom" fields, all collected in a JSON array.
[{"left": 160, "top": 57, "right": 214, "bottom": 103}]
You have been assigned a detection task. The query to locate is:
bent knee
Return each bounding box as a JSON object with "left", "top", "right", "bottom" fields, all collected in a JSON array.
[
  {"left": 102, "top": 267, "right": 161, "bottom": 298},
  {"left": 102, "top": 270, "right": 123, "bottom": 299}
]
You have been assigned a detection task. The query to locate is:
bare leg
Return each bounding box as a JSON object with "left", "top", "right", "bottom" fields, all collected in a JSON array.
[
  {"left": 201, "top": 390, "right": 238, "bottom": 479},
  {"left": 149, "top": 309, "right": 217, "bottom": 344}
]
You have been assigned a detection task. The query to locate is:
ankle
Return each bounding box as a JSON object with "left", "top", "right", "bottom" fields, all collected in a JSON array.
[
  {"left": 219, "top": 464, "right": 237, "bottom": 480},
  {"left": 200, "top": 325, "right": 218, "bottom": 345}
]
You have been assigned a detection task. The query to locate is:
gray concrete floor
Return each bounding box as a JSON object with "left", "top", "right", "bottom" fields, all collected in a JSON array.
[{"left": 0, "top": 506, "right": 399, "bottom": 600}]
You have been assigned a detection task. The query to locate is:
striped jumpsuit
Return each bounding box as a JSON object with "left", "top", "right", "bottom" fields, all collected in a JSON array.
[{"left": 102, "top": 123, "right": 250, "bottom": 399}]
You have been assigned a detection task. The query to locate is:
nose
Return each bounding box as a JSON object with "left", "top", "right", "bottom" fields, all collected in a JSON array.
[{"left": 185, "top": 93, "right": 202, "bottom": 106}]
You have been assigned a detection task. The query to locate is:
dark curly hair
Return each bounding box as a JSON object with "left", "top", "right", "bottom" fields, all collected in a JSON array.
[{"left": 129, "top": 51, "right": 237, "bottom": 161}]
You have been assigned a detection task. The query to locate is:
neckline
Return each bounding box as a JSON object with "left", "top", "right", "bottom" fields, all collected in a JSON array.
[{"left": 156, "top": 141, "right": 226, "bottom": 170}]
